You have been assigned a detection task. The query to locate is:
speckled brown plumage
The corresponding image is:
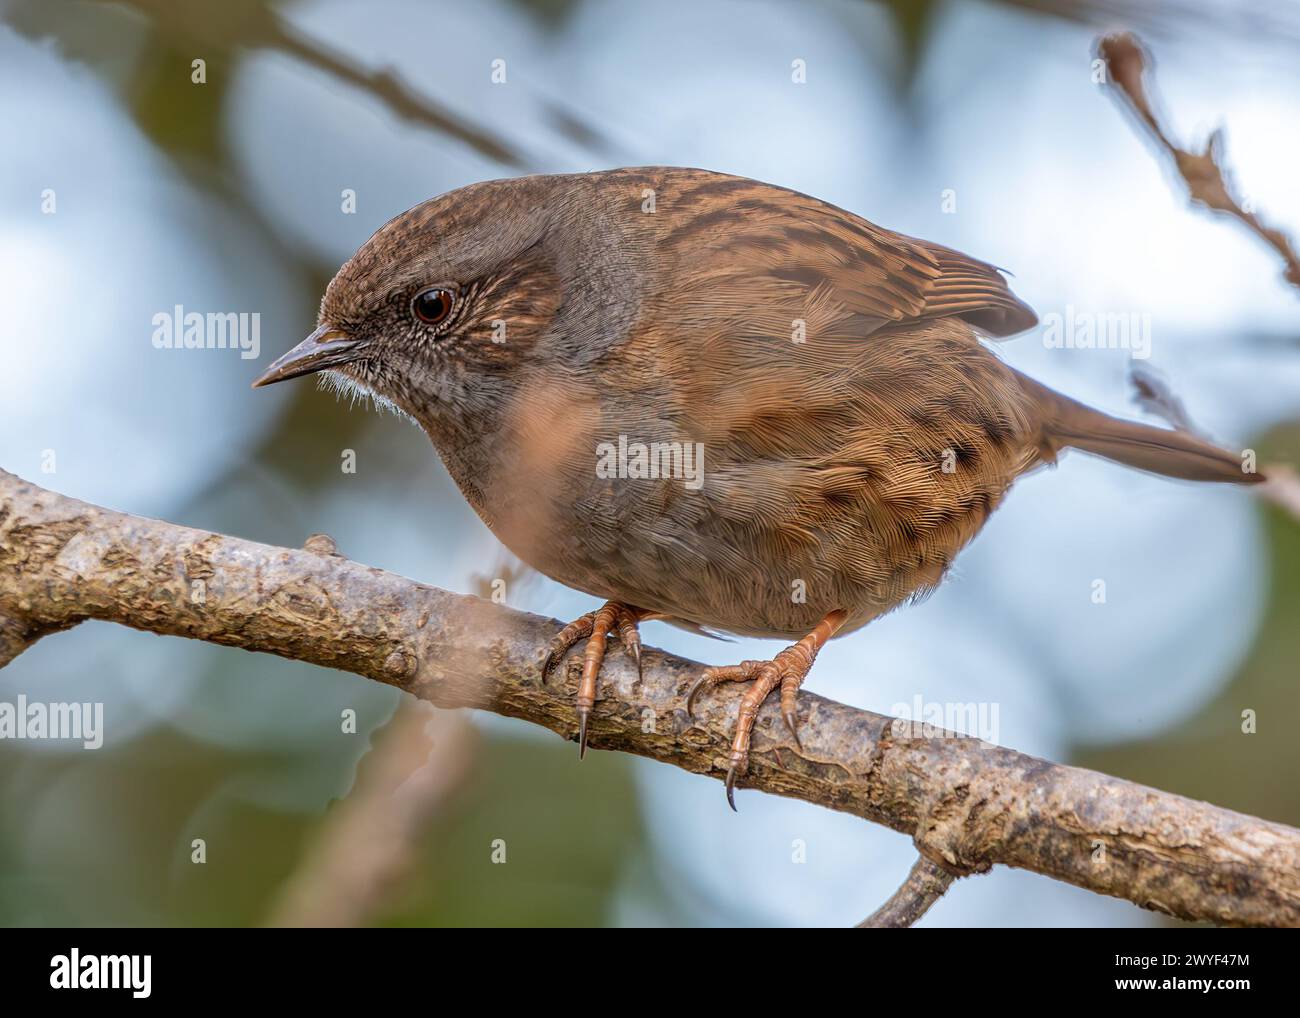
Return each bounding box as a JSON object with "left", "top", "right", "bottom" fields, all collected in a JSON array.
[{"left": 255, "top": 167, "right": 1261, "bottom": 800}]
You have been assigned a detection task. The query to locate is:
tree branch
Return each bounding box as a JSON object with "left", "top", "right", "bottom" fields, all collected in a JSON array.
[
  {"left": 857, "top": 856, "right": 957, "bottom": 928},
  {"left": 2, "top": 468, "right": 1299, "bottom": 926}
]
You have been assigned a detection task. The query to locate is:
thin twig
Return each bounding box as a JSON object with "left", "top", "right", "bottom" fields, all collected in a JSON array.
[
  {"left": 103, "top": 0, "right": 531, "bottom": 167},
  {"left": 1129, "top": 363, "right": 1205, "bottom": 438},
  {"left": 264, "top": 18, "right": 529, "bottom": 168},
  {"left": 1257, "top": 463, "right": 1300, "bottom": 522},
  {"left": 1128, "top": 365, "right": 1298, "bottom": 521},
  {"left": 857, "top": 856, "right": 957, "bottom": 928},
  {"left": 1097, "top": 32, "right": 1300, "bottom": 290}
]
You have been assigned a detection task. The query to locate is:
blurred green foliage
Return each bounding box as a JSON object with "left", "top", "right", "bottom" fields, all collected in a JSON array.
[{"left": 382, "top": 740, "right": 644, "bottom": 927}]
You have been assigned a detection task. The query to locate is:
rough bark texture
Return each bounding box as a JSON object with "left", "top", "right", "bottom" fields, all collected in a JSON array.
[{"left": 2, "top": 469, "right": 1298, "bottom": 926}]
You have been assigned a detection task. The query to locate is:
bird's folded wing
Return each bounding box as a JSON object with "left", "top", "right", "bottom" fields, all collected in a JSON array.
[
  {"left": 777, "top": 201, "right": 1039, "bottom": 339},
  {"left": 647, "top": 169, "right": 1038, "bottom": 340}
]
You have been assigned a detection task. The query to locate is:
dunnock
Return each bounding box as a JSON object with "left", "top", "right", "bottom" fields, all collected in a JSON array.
[{"left": 254, "top": 167, "right": 1260, "bottom": 808}]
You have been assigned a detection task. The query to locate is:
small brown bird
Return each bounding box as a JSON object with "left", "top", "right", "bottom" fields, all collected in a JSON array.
[{"left": 254, "top": 167, "right": 1261, "bottom": 808}]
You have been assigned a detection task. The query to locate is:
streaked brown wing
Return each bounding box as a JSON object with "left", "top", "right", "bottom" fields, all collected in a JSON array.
[
  {"left": 901, "top": 239, "right": 1038, "bottom": 337},
  {"left": 634, "top": 168, "right": 1037, "bottom": 340}
]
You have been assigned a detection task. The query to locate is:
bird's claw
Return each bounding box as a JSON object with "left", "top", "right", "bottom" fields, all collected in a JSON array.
[
  {"left": 685, "top": 610, "right": 846, "bottom": 810},
  {"left": 540, "top": 602, "right": 647, "bottom": 758},
  {"left": 540, "top": 612, "right": 596, "bottom": 685},
  {"left": 782, "top": 707, "right": 804, "bottom": 753}
]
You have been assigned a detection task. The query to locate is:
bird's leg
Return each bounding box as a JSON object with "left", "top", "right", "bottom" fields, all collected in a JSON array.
[
  {"left": 686, "top": 609, "right": 847, "bottom": 810},
  {"left": 541, "top": 601, "right": 650, "bottom": 758}
]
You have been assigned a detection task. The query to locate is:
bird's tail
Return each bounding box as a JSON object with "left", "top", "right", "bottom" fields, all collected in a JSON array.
[{"left": 1019, "top": 375, "right": 1263, "bottom": 485}]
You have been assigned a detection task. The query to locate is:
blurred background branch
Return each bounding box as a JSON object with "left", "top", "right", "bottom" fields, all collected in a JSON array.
[
  {"left": 1126, "top": 364, "right": 1300, "bottom": 523},
  {"left": 8, "top": 0, "right": 620, "bottom": 167},
  {"left": 1098, "top": 31, "right": 1300, "bottom": 290},
  {"left": 265, "top": 701, "right": 478, "bottom": 927}
]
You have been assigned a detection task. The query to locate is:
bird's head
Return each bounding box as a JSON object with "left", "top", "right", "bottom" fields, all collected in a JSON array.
[{"left": 252, "top": 173, "right": 612, "bottom": 428}]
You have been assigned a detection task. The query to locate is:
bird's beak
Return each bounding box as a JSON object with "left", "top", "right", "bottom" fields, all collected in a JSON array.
[{"left": 251, "top": 325, "right": 363, "bottom": 388}]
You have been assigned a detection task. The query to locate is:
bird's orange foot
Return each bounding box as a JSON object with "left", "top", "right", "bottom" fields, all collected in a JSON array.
[
  {"left": 686, "top": 609, "right": 847, "bottom": 810},
  {"left": 541, "top": 601, "right": 649, "bottom": 758}
]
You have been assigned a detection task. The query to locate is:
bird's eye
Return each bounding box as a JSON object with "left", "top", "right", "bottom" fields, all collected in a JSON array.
[{"left": 411, "top": 286, "right": 455, "bottom": 326}]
